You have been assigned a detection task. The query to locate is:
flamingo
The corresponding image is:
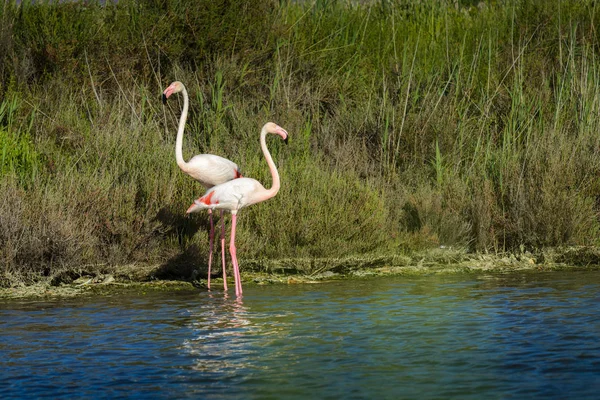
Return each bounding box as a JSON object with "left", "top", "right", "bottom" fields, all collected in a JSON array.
[
  {"left": 162, "top": 81, "right": 242, "bottom": 291},
  {"left": 186, "top": 122, "right": 289, "bottom": 297}
]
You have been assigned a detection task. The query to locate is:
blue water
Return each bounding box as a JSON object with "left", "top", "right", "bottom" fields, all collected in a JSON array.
[{"left": 1, "top": 271, "right": 600, "bottom": 399}]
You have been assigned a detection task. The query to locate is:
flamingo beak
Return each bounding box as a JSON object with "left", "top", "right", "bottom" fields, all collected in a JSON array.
[
  {"left": 162, "top": 85, "right": 175, "bottom": 104},
  {"left": 276, "top": 126, "right": 289, "bottom": 144}
]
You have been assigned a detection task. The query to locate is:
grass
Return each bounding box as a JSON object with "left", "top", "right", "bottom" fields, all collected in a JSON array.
[{"left": 1, "top": 0, "right": 600, "bottom": 287}]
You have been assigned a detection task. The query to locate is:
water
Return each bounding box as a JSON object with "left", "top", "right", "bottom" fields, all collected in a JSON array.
[{"left": 1, "top": 271, "right": 600, "bottom": 399}]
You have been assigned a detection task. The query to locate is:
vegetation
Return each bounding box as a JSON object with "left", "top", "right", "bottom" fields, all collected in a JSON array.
[{"left": 1, "top": 0, "right": 600, "bottom": 287}]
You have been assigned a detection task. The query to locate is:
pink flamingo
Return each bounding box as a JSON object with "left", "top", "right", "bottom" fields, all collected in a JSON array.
[
  {"left": 186, "top": 122, "right": 289, "bottom": 297},
  {"left": 162, "top": 81, "right": 242, "bottom": 291}
]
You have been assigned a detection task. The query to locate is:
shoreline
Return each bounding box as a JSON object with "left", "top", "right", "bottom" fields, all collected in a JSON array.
[{"left": 2, "top": 247, "right": 600, "bottom": 300}]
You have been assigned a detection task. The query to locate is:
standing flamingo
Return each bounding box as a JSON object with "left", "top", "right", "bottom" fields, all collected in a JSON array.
[
  {"left": 186, "top": 122, "right": 289, "bottom": 297},
  {"left": 162, "top": 81, "right": 242, "bottom": 291}
]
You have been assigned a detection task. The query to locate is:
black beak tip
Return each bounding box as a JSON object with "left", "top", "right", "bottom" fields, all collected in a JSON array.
[
  {"left": 161, "top": 94, "right": 167, "bottom": 105},
  {"left": 284, "top": 137, "right": 289, "bottom": 145}
]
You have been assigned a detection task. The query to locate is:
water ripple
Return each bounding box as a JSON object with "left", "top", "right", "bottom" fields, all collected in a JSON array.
[{"left": 1, "top": 272, "right": 600, "bottom": 399}]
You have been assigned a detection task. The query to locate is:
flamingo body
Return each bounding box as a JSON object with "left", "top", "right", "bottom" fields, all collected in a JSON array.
[
  {"left": 187, "top": 178, "right": 267, "bottom": 214},
  {"left": 182, "top": 154, "right": 242, "bottom": 188}
]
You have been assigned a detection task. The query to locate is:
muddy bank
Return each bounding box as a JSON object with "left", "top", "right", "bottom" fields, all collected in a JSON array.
[{"left": 2, "top": 247, "right": 600, "bottom": 300}]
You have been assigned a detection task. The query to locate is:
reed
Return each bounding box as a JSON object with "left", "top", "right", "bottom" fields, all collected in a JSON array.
[{"left": 1, "top": 0, "right": 600, "bottom": 286}]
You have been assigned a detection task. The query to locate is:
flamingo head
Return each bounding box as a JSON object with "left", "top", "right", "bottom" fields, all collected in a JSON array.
[
  {"left": 265, "top": 122, "right": 289, "bottom": 144},
  {"left": 186, "top": 198, "right": 203, "bottom": 214},
  {"left": 162, "top": 81, "right": 184, "bottom": 104}
]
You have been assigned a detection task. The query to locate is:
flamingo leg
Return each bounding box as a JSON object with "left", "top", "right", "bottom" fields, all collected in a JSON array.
[
  {"left": 220, "top": 210, "right": 228, "bottom": 291},
  {"left": 207, "top": 209, "right": 214, "bottom": 290},
  {"left": 229, "top": 212, "right": 243, "bottom": 297}
]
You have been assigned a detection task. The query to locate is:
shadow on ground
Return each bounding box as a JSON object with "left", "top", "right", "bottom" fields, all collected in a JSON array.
[
  {"left": 153, "top": 244, "right": 205, "bottom": 280},
  {"left": 152, "top": 207, "right": 226, "bottom": 283}
]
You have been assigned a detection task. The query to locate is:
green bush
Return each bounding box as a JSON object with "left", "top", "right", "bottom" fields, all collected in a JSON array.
[{"left": 1, "top": 0, "right": 600, "bottom": 286}]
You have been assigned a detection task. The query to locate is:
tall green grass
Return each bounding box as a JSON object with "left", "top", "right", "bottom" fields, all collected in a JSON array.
[
  {"left": 1, "top": 0, "right": 600, "bottom": 286},
  {"left": 0, "top": 95, "right": 40, "bottom": 185}
]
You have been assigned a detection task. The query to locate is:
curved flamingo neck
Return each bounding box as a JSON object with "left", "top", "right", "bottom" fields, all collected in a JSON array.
[
  {"left": 261, "top": 126, "right": 280, "bottom": 200},
  {"left": 175, "top": 86, "right": 189, "bottom": 171}
]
